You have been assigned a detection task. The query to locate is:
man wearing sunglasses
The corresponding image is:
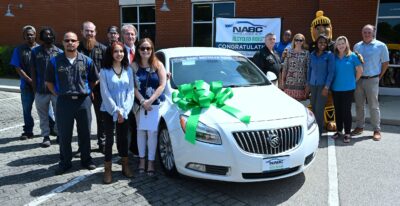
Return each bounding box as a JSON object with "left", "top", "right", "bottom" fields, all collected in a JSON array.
[
  {"left": 77, "top": 21, "right": 107, "bottom": 155},
  {"left": 46, "top": 32, "right": 99, "bottom": 175}
]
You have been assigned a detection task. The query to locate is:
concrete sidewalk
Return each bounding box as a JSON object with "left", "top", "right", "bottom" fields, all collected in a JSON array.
[{"left": 1, "top": 78, "right": 400, "bottom": 126}]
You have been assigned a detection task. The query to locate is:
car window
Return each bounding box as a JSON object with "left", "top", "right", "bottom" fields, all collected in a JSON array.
[{"left": 170, "top": 56, "right": 270, "bottom": 88}]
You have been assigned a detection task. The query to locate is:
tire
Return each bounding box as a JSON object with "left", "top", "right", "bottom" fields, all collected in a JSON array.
[{"left": 158, "top": 124, "right": 178, "bottom": 177}]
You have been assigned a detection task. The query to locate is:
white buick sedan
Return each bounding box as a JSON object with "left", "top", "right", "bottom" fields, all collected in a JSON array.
[{"left": 154, "top": 47, "right": 319, "bottom": 182}]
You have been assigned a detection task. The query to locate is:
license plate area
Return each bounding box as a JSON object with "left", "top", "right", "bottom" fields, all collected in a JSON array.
[{"left": 262, "top": 156, "right": 290, "bottom": 171}]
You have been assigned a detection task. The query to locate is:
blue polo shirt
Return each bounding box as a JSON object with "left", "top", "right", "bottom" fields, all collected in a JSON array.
[
  {"left": 46, "top": 53, "right": 99, "bottom": 96},
  {"left": 308, "top": 50, "right": 335, "bottom": 88},
  {"left": 274, "top": 41, "right": 291, "bottom": 59},
  {"left": 354, "top": 39, "right": 389, "bottom": 76},
  {"left": 331, "top": 52, "right": 361, "bottom": 91},
  {"left": 9, "top": 44, "right": 38, "bottom": 90},
  {"left": 31, "top": 45, "right": 63, "bottom": 94}
]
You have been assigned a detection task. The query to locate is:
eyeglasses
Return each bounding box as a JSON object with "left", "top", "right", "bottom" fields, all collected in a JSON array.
[
  {"left": 64, "top": 39, "right": 78, "bottom": 43},
  {"left": 139, "top": 47, "right": 152, "bottom": 51},
  {"left": 294, "top": 39, "right": 304, "bottom": 42}
]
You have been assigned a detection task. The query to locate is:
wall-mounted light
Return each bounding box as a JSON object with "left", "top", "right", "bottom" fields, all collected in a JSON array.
[
  {"left": 160, "top": 0, "right": 170, "bottom": 12},
  {"left": 4, "top": 3, "right": 23, "bottom": 17}
]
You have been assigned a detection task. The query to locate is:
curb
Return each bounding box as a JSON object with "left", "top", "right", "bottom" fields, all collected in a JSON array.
[{"left": 0, "top": 86, "right": 20, "bottom": 93}]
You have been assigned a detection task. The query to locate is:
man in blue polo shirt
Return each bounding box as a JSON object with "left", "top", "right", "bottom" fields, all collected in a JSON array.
[
  {"left": 9, "top": 25, "right": 38, "bottom": 140},
  {"left": 274, "top": 29, "right": 292, "bottom": 60},
  {"left": 46, "top": 32, "right": 99, "bottom": 175},
  {"left": 352, "top": 24, "right": 389, "bottom": 141},
  {"left": 31, "top": 27, "right": 63, "bottom": 147}
]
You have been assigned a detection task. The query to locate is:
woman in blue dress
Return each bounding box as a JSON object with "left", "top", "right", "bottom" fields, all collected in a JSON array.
[
  {"left": 133, "top": 38, "right": 166, "bottom": 176},
  {"left": 100, "top": 41, "right": 135, "bottom": 183},
  {"left": 331, "top": 36, "right": 363, "bottom": 143}
]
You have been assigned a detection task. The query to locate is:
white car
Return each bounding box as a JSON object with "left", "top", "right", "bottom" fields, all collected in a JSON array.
[{"left": 154, "top": 47, "right": 319, "bottom": 182}]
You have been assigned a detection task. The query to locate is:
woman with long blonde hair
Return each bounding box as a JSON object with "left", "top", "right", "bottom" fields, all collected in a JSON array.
[
  {"left": 133, "top": 38, "right": 166, "bottom": 176},
  {"left": 281, "top": 33, "right": 310, "bottom": 101}
]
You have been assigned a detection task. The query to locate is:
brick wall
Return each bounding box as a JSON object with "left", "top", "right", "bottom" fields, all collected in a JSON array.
[
  {"left": 0, "top": 0, "right": 120, "bottom": 46},
  {"left": 155, "top": 0, "right": 192, "bottom": 49},
  {"left": 0, "top": 0, "right": 378, "bottom": 49}
]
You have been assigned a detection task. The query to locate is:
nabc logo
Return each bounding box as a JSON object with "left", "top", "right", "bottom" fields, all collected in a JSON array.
[{"left": 233, "top": 26, "right": 263, "bottom": 33}]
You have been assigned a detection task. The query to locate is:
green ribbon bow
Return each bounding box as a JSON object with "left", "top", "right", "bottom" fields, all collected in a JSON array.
[{"left": 172, "top": 80, "right": 251, "bottom": 144}]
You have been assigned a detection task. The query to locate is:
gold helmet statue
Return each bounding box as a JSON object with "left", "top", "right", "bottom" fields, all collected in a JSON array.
[{"left": 310, "top": 10, "right": 333, "bottom": 42}]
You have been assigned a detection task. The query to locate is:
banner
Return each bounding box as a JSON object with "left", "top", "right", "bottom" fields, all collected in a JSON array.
[{"left": 215, "top": 17, "right": 281, "bottom": 57}]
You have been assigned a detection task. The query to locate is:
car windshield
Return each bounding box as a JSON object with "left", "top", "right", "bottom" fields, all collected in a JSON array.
[{"left": 170, "top": 55, "right": 270, "bottom": 88}]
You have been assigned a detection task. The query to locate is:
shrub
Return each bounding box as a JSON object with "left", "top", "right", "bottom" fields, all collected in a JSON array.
[{"left": 0, "top": 46, "right": 18, "bottom": 78}]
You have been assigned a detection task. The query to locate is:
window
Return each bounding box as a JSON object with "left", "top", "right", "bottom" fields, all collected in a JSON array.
[
  {"left": 377, "top": 0, "right": 400, "bottom": 88},
  {"left": 121, "top": 5, "right": 156, "bottom": 42},
  {"left": 192, "top": 2, "right": 235, "bottom": 47}
]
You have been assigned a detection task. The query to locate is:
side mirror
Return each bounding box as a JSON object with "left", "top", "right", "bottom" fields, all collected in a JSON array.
[{"left": 266, "top": 71, "right": 277, "bottom": 81}]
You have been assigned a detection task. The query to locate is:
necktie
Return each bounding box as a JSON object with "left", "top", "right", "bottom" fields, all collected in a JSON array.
[{"left": 129, "top": 49, "right": 134, "bottom": 64}]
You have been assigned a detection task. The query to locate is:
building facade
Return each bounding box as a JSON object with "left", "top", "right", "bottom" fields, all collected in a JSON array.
[{"left": 1, "top": 0, "right": 399, "bottom": 94}]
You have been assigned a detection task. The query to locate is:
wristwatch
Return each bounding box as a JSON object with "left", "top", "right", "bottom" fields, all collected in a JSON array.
[{"left": 140, "top": 98, "right": 145, "bottom": 105}]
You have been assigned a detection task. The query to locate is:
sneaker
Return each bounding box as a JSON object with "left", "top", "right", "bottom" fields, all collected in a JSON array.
[
  {"left": 373, "top": 131, "right": 381, "bottom": 141},
  {"left": 55, "top": 165, "right": 72, "bottom": 175},
  {"left": 41, "top": 136, "right": 51, "bottom": 147},
  {"left": 351, "top": 127, "right": 364, "bottom": 136},
  {"left": 343, "top": 134, "right": 351, "bottom": 143},
  {"left": 331, "top": 132, "right": 342, "bottom": 139}
]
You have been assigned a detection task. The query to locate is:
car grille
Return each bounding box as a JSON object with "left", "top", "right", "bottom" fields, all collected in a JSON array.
[{"left": 232, "top": 126, "right": 302, "bottom": 155}]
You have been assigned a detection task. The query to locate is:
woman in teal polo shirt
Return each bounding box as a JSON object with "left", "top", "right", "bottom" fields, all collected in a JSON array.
[{"left": 331, "top": 36, "right": 363, "bottom": 143}]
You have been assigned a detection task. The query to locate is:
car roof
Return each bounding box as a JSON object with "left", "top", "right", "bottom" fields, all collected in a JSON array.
[{"left": 157, "top": 47, "right": 244, "bottom": 58}]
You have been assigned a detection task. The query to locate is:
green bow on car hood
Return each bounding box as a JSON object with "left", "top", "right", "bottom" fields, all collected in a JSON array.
[{"left": 172, "top": 80, "right": 251, "bottom": 144}]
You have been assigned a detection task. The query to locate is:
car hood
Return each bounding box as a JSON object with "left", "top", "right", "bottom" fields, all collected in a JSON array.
[{"left": 183, "top": 85, "right": 306, "bottom": 124}]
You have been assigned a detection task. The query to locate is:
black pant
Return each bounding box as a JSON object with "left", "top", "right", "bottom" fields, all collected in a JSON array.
[
  {"left": 128, "top": 110, "right": 138, "bottom": 155},
  {"left": 332, "top": 90, "right": 354, "bottom": 134},
  {"left": 91, "top": 84, "right": 105, "bottom": 147},
  {"left": 57, "top": 95, "right": 93, "bottom": 169},
  {"left": 102, "top": 112, "right": 129, "bottom": 162}
]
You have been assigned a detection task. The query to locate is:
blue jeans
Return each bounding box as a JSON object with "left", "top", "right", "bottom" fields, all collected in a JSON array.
[{"left": 20, "top": 88, "right": 35, "bottom": 135}]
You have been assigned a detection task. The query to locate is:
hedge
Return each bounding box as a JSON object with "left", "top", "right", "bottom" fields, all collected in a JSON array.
[{"left": 0, "top": 46, "right": 18, "bottom": 78}]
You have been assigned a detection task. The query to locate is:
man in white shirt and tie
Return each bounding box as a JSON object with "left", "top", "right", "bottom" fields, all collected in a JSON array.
[
  {"left": 121, "top": 24, "right": 137, "bottom": 64},
  {"left": 121, "top": 24, "right": 139, "bottom": 157}
]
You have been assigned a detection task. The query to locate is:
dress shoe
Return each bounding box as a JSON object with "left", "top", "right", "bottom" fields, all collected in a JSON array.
[
  {"left": 83, "top": 163, "right": 96, "bottom": 170},
  {"left": 373, "top": 131, "right": 381, "bottom": 141},
  {"left": 350, "top": 127, "right": 364, "bottom": 136},
  {"left": 55, "top": 165, "right": 72, "bottom": 175}
]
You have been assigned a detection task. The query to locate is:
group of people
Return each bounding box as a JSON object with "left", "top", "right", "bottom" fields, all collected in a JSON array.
[
  {"left": 10, "top": 22, "right": 166, "bottom": 184},
  {"left": 253, "top": 11, "right": 389, "bottom": 143}
]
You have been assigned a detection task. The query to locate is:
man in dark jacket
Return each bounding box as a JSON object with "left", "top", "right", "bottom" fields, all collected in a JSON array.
[{"left": 252, "top": 33, "right": 281, "bottom": 80}]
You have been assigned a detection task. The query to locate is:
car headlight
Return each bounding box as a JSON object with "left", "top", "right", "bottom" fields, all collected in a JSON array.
[
  {"left": 305, "top": 107, "right": 316, "bottom": 130},
  {"left": 180, "top": 115, "right": 222, "bottom": 145}
]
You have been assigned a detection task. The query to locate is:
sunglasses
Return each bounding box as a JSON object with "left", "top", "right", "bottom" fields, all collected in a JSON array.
[
  {"left": 139, "top": 47, "right": 152, "bottom": 51},
  {"left": 64, "top": 39, "right": 78, "bottom": 43},
  {"left": 294, "top": 39, "right": 304, "bottom": 42}
]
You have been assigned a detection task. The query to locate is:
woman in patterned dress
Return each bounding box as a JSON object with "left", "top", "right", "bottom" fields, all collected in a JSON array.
[{"left": 282, "top": 33, "right": 310, "bottom": 101}]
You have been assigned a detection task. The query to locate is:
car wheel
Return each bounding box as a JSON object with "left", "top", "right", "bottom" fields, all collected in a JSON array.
[{"left": 158, "top": 125, "right": 178, "bottom": 177}]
